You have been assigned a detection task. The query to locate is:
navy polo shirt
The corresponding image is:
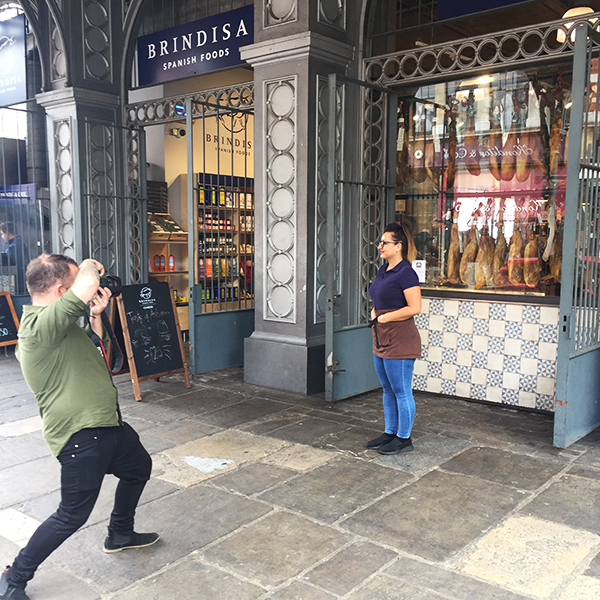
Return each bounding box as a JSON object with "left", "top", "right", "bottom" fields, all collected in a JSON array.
[{"left": 369, "top": 260, "right": 419, "bottom": 310}]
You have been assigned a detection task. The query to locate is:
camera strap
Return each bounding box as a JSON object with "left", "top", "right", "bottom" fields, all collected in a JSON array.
[{"left": 88, "top": 310, "right": 125, "bottom": 375}]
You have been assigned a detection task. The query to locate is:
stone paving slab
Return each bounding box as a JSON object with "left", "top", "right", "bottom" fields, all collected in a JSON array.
[
  {"left": 519, "top": 474, "right": 600, "bottom": 535},
  {"left": 49, "top": 486, "right": 272, "bottom": 593},
  {"left": 203, "top": 511, "right": 351, "bottom": 588},
  {"left": 345, "top": 573, "right": 445, "bottom": 599},
  {"left": 267, "top": 581, "right": 336, "bottom": 599},
  {"left": 110, "top": 556, "right": 264, "bottom": 600},
  {"left": 261, "top": 444, "right": 335, "bottom": 472},
  {"left": 460, "top": 515, "right": 600, "bottom": 597},
  {"left": 439, "top": 446, "right": 567, "bottom": 491},
  {"left": 0, "top": 415, "right": 42, "bottom": 437},
  {"left": 258, "top": 456, "right": 412, "bottom": 524},
  {"left": 266, "top": 416, "right": 353, "bottom": 446},
  {"left": 385, "top": 555, "right": 531, "bottom": 600},
  {"left": 192, "top": 397, "right": 290, "bottom": 429},
  {"left": 304, "top": 541, "right": 397, "bottom": 596},
  {"left": 236, "top": 409, "right": 312, "bottom": 436},
  {"left": 340, "top": 470, "right": 520, "bottom": 562},
  {"left": 374, "top": 433, "right": 470, "bottom": 473},
  {"left": 209, "top": 462, "right": 297, "bottom": 496},
  {"left": 557, "top": 575, "right": 600, "bottom": 599},
  {"left": 0, "top": 456, "right": 61, "bottom": 508},
  {"left": 26, "top": 566, "right": 101, "bottom": 600},
  {"left": 0, "top": 432, "right": 51, "bottom": 470}
]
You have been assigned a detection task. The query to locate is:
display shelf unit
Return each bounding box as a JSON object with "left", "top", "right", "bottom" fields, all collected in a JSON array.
[{"left": 196, "top": 173, "right": 254, "bottom": 313}]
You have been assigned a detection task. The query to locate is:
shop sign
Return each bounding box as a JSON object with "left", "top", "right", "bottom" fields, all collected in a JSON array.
[
  {"left": 438, "top": 0, "right": 529, "bottom": 21},
  {"left": 137, "top": 5, "right": 254, "bottom": 87},
  {"left": 0, "top": 14, "right": 27, "bottom": 106}
]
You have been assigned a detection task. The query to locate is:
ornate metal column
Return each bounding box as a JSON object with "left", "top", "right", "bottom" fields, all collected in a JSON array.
[{"left": 241, "top": 0, "right": 354, "bottom": 394}]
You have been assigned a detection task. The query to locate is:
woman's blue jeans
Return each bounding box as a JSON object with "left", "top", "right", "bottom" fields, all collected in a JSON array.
[{"left": 373, "top": 355, "right": 416, "bottom": 438}]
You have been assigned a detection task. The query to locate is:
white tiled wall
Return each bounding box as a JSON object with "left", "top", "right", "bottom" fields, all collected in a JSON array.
[{"left": 413, "top": 298, "right": 559, "bottom": 411}]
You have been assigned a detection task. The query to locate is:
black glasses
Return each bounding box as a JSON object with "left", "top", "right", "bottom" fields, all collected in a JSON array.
[{"left": 377, "top": 240, "right": 396, "bottom": 247}]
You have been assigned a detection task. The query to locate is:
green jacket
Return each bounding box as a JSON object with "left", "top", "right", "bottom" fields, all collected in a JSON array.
[{"left": 16, "top": 288, "right": 120, "bottom": 456}]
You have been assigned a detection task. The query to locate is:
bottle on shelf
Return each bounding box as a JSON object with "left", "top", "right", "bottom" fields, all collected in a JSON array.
[
  {"left": 160, "top": 254, "right": 165, "bottom": 271},
  {"left": 153, "top": 254, "right": 160, "bottom": 272},
  {"left": 168, "top": 255, "right": 175, "bottom": 271}
]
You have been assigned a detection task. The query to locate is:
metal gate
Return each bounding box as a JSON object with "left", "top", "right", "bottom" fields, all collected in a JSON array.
[
  {"left": 555, "top": 24, "right": 600, "bottom": 447},
  {"left": 184, "top": 91, "right": 255, "bottom": 373},
  {"left": 325, "top": 73, "right": 397, "bottom": 402}
]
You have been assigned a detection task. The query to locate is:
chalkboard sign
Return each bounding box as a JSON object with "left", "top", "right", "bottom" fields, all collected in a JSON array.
[
  {"left": 0, "top": 292, "right": 19, "bottom": 347},
  {"left": 116, "top": 282, "right": 190, "bottom": 400}
]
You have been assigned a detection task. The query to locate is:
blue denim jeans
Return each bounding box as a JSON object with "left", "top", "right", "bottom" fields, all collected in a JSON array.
[{"left": 373, "top": 355, "right": 416, "bottom": 438}]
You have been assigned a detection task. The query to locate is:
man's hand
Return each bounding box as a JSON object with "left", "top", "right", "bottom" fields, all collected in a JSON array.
[
  {"left": 70, "top": 259, "right": 105, "bottom": 305},
  {"left": 90, "top": 286, "right": 111, "bottom": 318}
]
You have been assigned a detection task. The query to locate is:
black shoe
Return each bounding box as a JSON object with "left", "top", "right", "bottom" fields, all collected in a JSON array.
[
  {"left": 366, "top": 432, "right": 396, "bottom": 449},
  {"left": 378, "top": 436, "right": 413, "bottom": 455},
  {"left": 103, "top": 530, "right": 160, "bottom": 554},
  {"left": 0, "top": 568, "right": 30, "bottom": 600}
]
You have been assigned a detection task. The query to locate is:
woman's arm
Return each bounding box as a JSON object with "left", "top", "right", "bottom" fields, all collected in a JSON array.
[{"left": 376, "top": 286, "right": 421, "bottom": 323}]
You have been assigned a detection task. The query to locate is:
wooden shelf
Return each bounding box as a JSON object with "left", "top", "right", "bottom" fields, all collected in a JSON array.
[{"left": 150, "top": 271, "right": 187, "bottom": 276}]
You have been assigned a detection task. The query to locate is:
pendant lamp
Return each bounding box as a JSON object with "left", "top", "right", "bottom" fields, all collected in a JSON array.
[{"left": 557, "top": 3, "right": 595, "bottom": 43}]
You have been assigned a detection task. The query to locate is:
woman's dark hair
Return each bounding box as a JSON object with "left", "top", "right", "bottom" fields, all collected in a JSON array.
[
  {"left": 25, "top": 253, "right": 78, "bottom": 296},
  {"left": 384, "top": 220, "right": 417, "bottom": 263}
]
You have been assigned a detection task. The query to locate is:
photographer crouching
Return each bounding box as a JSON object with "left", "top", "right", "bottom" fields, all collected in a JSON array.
[{"left": 0, "top": 254, "right": 159, "bottom": 600}]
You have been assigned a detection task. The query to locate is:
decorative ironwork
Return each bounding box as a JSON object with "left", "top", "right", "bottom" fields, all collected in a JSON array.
[
  {"left": 318, "top": 0, "right": 345, "bottom": 30},
  {"left": 315, "top": 75, "right": 344, "bottom": 324},
  {"left": 124, "top": 127, "right": 145, "bottom": 284},
  {"left": 264, "top": 77, "right": 297, "bottom": 322},
  {"left": 49, "top": 12, "right": 66, "bottom": 82},
  {"left": 126, "top": 84, "right": 254, "bottom": 126},
  {"left": 364, "top": 13, "right": 600, "bottom": 87},
  {"left": 264, "top": 0, "right": 297, "bottom": 27},
  {"left": 83, "top": 0, "right": 112, "bottom": 83},
  {"left": 54, "top": 118, "right": 76, "bottom": 257}
]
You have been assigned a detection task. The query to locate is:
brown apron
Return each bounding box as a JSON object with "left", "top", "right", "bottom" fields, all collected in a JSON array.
[{"left": 372, "top": 309, "right": 421, "bottom": 360}]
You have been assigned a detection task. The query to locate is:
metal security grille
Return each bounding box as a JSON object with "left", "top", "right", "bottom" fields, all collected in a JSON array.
[
  {"left": 563, "top": 25, "right": 600, "bottom": 353},
  {"left": 0, "top": 105, "right": 49, "bottom": 296},
  {"left": 82, "top": 119, "right": 146, "bottom": 284}
]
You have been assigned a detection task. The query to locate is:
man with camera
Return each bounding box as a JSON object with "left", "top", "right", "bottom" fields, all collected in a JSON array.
[{"left": 0, "top": 254, "right": 159, "bottom": 600}]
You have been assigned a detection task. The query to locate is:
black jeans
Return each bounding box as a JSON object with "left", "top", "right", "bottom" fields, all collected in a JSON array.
[{"left": 8, "top": 423, "right": 152, "bottom": 588}]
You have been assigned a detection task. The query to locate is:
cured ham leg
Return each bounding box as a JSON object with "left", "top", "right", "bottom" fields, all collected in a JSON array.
[
  {"left": 524, "top": 230, "right": 541, "bottom": 288},
  {"left": 508, "top": 227, "right": 524, "bottom": 285},
  {"left": 502, "top": 117, "right": 518, "bottom": 181},
  {"left": 488, "top": 115, "right": 502, "bottom": 182},
  {"left": 460, "top": 226, "right": 478, "bottom": 284},
  {"left": 475, "top": 229, "right": 495, "bottom": 289},
  {"left": 446, "top": 110, "right": 457, "bottom": 189},
  {"left": 464, "top": 91, "right": 481, "bottom": 176},
  {"left": 447, "top": 223, "right": 461, "bottom": 284},
  {"left": 493, "top": 232, "right": 509, "bottom": 287}
]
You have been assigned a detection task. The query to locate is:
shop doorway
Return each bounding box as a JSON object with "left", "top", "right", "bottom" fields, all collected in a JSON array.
[
  {"left": 324, "top": 74, "right": 397, "bottom": 402},
  {"left": 183, "top": 91, "right": 255, "bottom": 374},
  {"left": 555, "top": 24, "right": 600, "bottom": 447}
]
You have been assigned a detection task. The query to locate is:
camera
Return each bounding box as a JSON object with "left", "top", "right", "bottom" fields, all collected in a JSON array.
[
  {"left": 168, "top": 128, "right": 186, "bottom": 138},
  {"left": 99, "top": 274, "right": 122, "bottom": 297}
]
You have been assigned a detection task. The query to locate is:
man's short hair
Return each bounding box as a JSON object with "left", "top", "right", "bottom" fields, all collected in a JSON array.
[
  {"left": 26, "top": 253, "right": 78, "bottom": 296},
  {"left": 0, "top": 221, "right": 14, "bottom": 235}
]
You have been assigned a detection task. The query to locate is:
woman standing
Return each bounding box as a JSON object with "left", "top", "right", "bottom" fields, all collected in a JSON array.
[{"left": 367, "top": 220, "right": 421, "bottom": 455}]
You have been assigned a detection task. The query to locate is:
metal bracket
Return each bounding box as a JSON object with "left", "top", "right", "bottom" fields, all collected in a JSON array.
[
  {"left": 561, "top": 314, "right": 571, "bottom": 339},
  {"left": 325, "top": 351, "right": 346, "bottom": 375}
]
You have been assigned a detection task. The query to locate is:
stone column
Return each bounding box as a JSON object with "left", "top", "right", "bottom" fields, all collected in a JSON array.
[{"left": 241, "top": 0, "right": 354, "bottom": 394}]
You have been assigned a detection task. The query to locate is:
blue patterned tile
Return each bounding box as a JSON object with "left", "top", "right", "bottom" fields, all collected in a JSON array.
[
  {"left": 471, "top": 384, "right": 487, "bottom": 401},
  {"left": 442, "top": 348, "right": 457, "bottom": 364},
  {"left": 441, "top": 380, "right": 456, "bottom": 395},
  {"left": 458, "top": 302, "right": 474, "bottom": 318},
  {"left": 488, "top": 337, "right": 504, "bottom": 354},
  {"left": 489, "top": 304, "right": 506, "bottom": 320},
  {"left": 430, "top": 331, "right": 443, "bottom": 346},
  {"left": 523, "top": 305, "right": 541, "bottom": 324},
  {"left": 505, "top": 355, "right": 521, "bottom": 373},
  {"left": 421, "top": 345, "right": 428, "bottom": 359},
  {"left": 536, "top": 395, "right": 554, "bottom": 411},
  {"left": 540, "top": 324, "right": 558, "bottom": 343},
  {"left": 413, "top": 374, "right": 428, "bottom": 391},
  {"left": 473, "top": 351, "right": 488, "bottom": 368},
  {"left": 428, "top": 362, "right": 442, "bottom": 378},
  {"left": 522, "top": 341, "right": 539, "bottom": 359},
  {"left": 457, "top": 334, "right": 472, "bottom": 350},
  {"left": 415, "top": 313, "right": 429, "bottom": 329},
  {"left": 502, "top": 389, "right": 520, "bottom": 405},
  {"left": 537, "top": 360, "right": 556, "bottom": 378},
  {"left": 488, "top": 371, "right": 503, "bottom": 387},
  {"left": 505, "top": 321, "right": 523, "bottom": 339},
  {"left": 430, "top": 299, "right": 444, "bottom": 315},
  {"left": 443, "top": 316, "right": 459, "bottom": 332},
  {"left": 457, "top": 365, "right": 471, "bottom": 383},
  {"left": 473, "top": 319, "right": 489, "bottom": 336},
  {"left": 520, "top": 374, "right": 537, "bottom": 393}
]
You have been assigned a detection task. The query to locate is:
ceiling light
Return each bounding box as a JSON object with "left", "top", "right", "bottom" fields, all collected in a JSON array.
[{"left": 557, "top": 5, "right": 596, "bottom": 43}]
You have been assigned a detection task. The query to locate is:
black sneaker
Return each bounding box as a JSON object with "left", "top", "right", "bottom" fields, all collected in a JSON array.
[
  {"left": 0, "top": 568, "right": 30, "bottom": 600},
  {"left": 103, "top": 530, "right": 160, "bottom": 554},
  {"left": 366, "top": 432, "right": 396, "bottom": 449},
  {"left": 378, "top": 436, "right": 413, "bottom": 455}
]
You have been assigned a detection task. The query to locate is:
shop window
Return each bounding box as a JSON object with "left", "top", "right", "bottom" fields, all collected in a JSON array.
[{"left": 395, "top": 68, "right": 572, "bottom": 297}]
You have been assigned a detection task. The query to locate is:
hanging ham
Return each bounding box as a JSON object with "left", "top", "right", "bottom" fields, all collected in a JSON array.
[
  {"left": 447, "top": 223, "right": 461, "bottom": 284},
  {"left": 475, "top": 229, "right": 495, "bottom": 289},
  {"left": 488, "top": 116, "right": 502, "bottom": 182},
  {"left": 493, "top": 232, "right": 509, "bottom": 287},
  {"left": 508, "top": 227, "right": 524, "bottom": 285},
  {"left": 524, "top": 230, "right": 541, "bottom": 288},
  {"left": 446, "top": 110, "right": 457, "bottom": 189},
  {"left": 460, "top": 226, "right": 478, "bottom": 284},
  {"left": 464, "top": 91, "right": 481, "bottom": 176},
  {"left": 501, "top": 117, "right": 519, "bottom": 181}
]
